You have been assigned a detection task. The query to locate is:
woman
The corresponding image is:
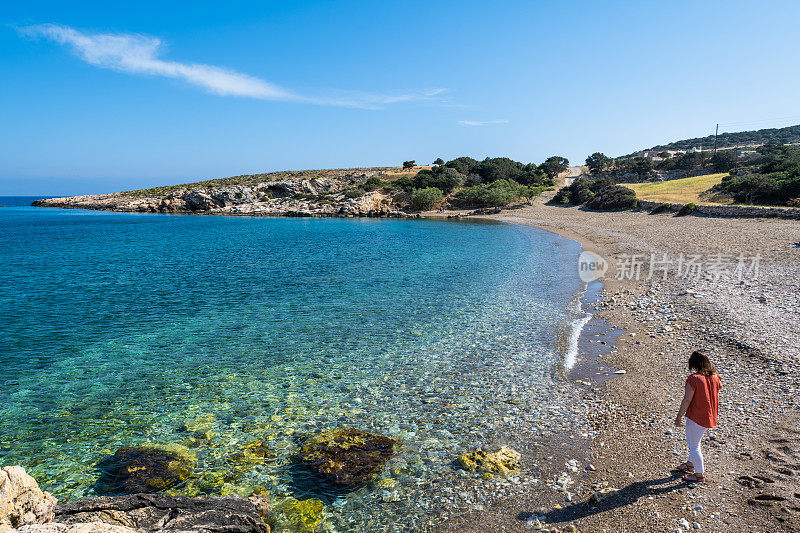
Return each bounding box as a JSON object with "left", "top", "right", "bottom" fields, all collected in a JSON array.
[{"left": 674, "top": 350, "right": 722, "bottom": 482}]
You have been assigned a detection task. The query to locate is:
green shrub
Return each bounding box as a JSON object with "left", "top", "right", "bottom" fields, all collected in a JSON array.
[
  {"left": 650, "top": 202, "right": 672, "bottom": 214},
  {"left": 585, "top": 185, "right": 638, "bottom": 210},
  {"left": 412, "top": 167, "right": 463, "bottom": 193},
  {"left": 676, "top": 202, "right": 696, "bottom": 216},
  {"left": 343, "top": 189, "right": 364, "bottom": 199},
  {"left": 360, "top": 176, "right": 383, "bottom": 191},
  {"left": 453, "top": 179, "right": 540, "bottom": 208},
  {"left": 444, "top": 156, "right": 479, "bottom": 175},
  {"left": 712, "top": 144, "right": 800, "bottom": 205},
  {"left": 409, "top": 187, "right": 444, "bottom": 210},
  {"left": 552, "top": 176, "right": 615, "bottom": 205},
  {"left": 390, "top": 176, "right": 414, "bottom": 192}
]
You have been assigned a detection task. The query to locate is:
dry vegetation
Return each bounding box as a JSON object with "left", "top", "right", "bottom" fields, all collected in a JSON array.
[{"left": 621, "top": 173, "right": 730, "bottom": 204}]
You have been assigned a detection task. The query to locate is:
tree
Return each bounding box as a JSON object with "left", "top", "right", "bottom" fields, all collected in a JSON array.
[
  {"left": 585, "top": 152, "right": 611, "bottom": 173},
  {"left": 444, "top": 156, "right": 479, "bottom": 175},
  {"left": 409, "top": 187, "right": 443, "bottom": 210},
  {"left": 540, "top": 156, "right": 570, "bottom": 179},
  {"left": 403, "top": 160, "right": 416, "bottom": 169},
  {"left": 433, "top": 158, "right": 445, "bottom": 165},
  {"left": 710, "top": 150, "right": 738, "bottom": 172},
  {"left": 412, "top": 166, "right": 463, "bottom": 193},
  {"left": 619, "top": 156, "right": 653, "bottom": 178}
]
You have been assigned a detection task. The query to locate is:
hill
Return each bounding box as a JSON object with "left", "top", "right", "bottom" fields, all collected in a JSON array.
[
  {"left": 32, "top": 157, "right": 558, "bottom": 216},
  {"left": 643, "top": 124, "right": 800, "bottom": 152}
]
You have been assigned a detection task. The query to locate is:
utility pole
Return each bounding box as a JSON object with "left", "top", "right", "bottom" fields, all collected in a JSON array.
[{"left": 714, "top": 123, "right": 719, "bottom": 153}]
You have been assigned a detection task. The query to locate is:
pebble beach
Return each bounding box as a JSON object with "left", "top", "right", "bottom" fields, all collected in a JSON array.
[{"left": 434, "top": 198, "right": 800, "bottom": 532}]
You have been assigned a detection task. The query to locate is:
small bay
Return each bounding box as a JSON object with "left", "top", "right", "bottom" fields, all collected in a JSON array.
[{"left": 0, "top": 201, "right": 582, "bottom": 530}]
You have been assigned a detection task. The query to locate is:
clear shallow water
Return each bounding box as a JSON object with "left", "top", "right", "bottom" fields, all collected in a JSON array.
[{"left": 0, "top": 201, "right": 582, "bottom": 531}]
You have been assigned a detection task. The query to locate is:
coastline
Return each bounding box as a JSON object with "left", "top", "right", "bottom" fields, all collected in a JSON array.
[
  {"left": 446, "top": 200, "right": 800, "bottom": 532},
  {"left": 1, "top": 208, "right": 600, "bottom": 533},
  {"left": 3, "top": 203, "right": 798, "bottom": 532}
]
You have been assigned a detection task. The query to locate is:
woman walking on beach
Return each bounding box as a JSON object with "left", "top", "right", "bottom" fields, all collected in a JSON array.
[{"left": 674, "top": 350, "right": 721, "bottom": 482}]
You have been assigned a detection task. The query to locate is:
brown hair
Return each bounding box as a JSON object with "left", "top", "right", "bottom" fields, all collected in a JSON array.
[{"left": 688, "top": 350, "right": 716, "bottom": 376}]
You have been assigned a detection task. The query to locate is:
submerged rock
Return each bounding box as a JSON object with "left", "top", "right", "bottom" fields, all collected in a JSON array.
[
  {"left": 297, "top": 428, "right": 398, "bottom": 489},
  {"left": 270, "top": 497, "right": 324, "bottom": 533},
  {"left": 456, "top": 446, "right": 521, "bottom": 477},
  {"left": 95, "top": 445, "right": 195, "bottom": 494},
  {"left": 180, "top": 413, "right": 218, "bottom": 434},
  {"left": 0, "top": 466, "right": 57, "bottom": 529},
  {"left": 229, "top": 440, "right": 277, "bottom": 466},
  {"left": 54, "top": 494, "right": 271, "bottom": 532}
]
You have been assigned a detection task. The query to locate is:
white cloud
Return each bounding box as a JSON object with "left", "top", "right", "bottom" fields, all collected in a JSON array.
[
  {"left": 458, "top": 119, "right": 510, "bottom": 126},
  {"left": 19, "top": 24, "right": 446, "bottom": 109}
]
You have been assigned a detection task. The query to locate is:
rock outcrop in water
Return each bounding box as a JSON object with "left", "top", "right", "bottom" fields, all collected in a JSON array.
[
  {"left": 94, "top": 446, "right": 195, "bottom": 495},
  {"left": 0, "top": 466, "right": 57, "bottom": 529},
  {"left": 32, "top": 169, "right": 412, "bottom": 218},
  {"left": 297, "top": 428, "right": 398, "bottom": 489},
  {"left": 456, "top": 446, "right": 521, "bottom": 477}
]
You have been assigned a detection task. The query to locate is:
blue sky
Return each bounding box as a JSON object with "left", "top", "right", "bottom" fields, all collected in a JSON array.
[{"left": 3, "top": 1, "right": 800, "bottom": 195}]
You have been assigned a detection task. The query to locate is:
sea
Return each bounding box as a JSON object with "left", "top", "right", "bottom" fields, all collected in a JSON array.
[{"left": 0, "top": 197, "right": 587, "bottom": 531}]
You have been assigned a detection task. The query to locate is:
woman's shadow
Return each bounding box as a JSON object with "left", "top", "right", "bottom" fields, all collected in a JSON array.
[{"left": 518, "top": 473, "right": 688, "bottom": 525}]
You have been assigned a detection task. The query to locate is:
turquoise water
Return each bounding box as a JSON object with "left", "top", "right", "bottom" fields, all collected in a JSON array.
[{"left": 0, "top": 200, "right": 582, "bottom": 531}]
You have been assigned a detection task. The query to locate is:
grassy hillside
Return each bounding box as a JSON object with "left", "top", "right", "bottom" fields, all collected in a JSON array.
[
  {"left": 119, "top": 166, "right": 426, "bottom": 198},
  {"left": 643, "top": 124, "right": 800, "bottom": 152},
  {"left": 622, "top": 173, "right": 728, "bottom": 204}
]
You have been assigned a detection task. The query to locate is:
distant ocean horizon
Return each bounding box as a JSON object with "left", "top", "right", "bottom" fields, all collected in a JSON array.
[
  {"left": 0, "top": 203, "right": 584, "bottom": 530},
  {"left": 0, "top": 196, "right": 52, "bottom": 207}
]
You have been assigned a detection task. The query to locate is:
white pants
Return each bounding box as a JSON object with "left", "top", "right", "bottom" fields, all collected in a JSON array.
[{"left": 685, "top": 418, "right": 708, "bottom": 473}]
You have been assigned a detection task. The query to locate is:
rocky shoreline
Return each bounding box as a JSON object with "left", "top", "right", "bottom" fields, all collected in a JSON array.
[
  {"left": 31, "top": 170, "right": 411, "bottom": 218},
  {"left": 1, "top": 427, "right": 406, "bottom": 532},
  {"left": 11, "top": 193, "right": 800, "bottom": 532}
]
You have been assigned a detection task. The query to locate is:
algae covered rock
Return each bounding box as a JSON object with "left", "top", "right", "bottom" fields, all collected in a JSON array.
[
  {"left": 270, "top": 497, "right": 324, "bottom": 533},
  {"left": 95, "top": 445, "right": 195, "bottom": 494},
  {"left": 229, "top": 440, "right": 277, "bottom": 466},
  {"left": 456, "top": 445, "right": 520, "bottom": 477},
  {"left": 297, "top": 428, "right": 398, "bottom": 489}
]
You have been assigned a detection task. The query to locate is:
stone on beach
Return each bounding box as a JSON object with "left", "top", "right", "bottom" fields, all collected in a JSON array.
[
  {"left": 0, "top": 466, "right": 57, "bottom": 529},
  {"left": 456, "top": 446, "right": 521, "bottom": 477},
  {"left": 95, "top": 445, "right": 195, "bottom": 494},
  {"left": 297, "top": 428, "right": 398, "bottom": 489}
]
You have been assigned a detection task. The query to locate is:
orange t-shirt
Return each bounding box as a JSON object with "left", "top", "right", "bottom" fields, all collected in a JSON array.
[{"left": 686, "top": 373, "right": 722, "bottom": 428}]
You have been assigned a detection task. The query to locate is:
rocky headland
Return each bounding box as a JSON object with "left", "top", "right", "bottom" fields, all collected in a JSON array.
[{"left": 32, "top": 169, "right": 413, "bottom": 217}]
